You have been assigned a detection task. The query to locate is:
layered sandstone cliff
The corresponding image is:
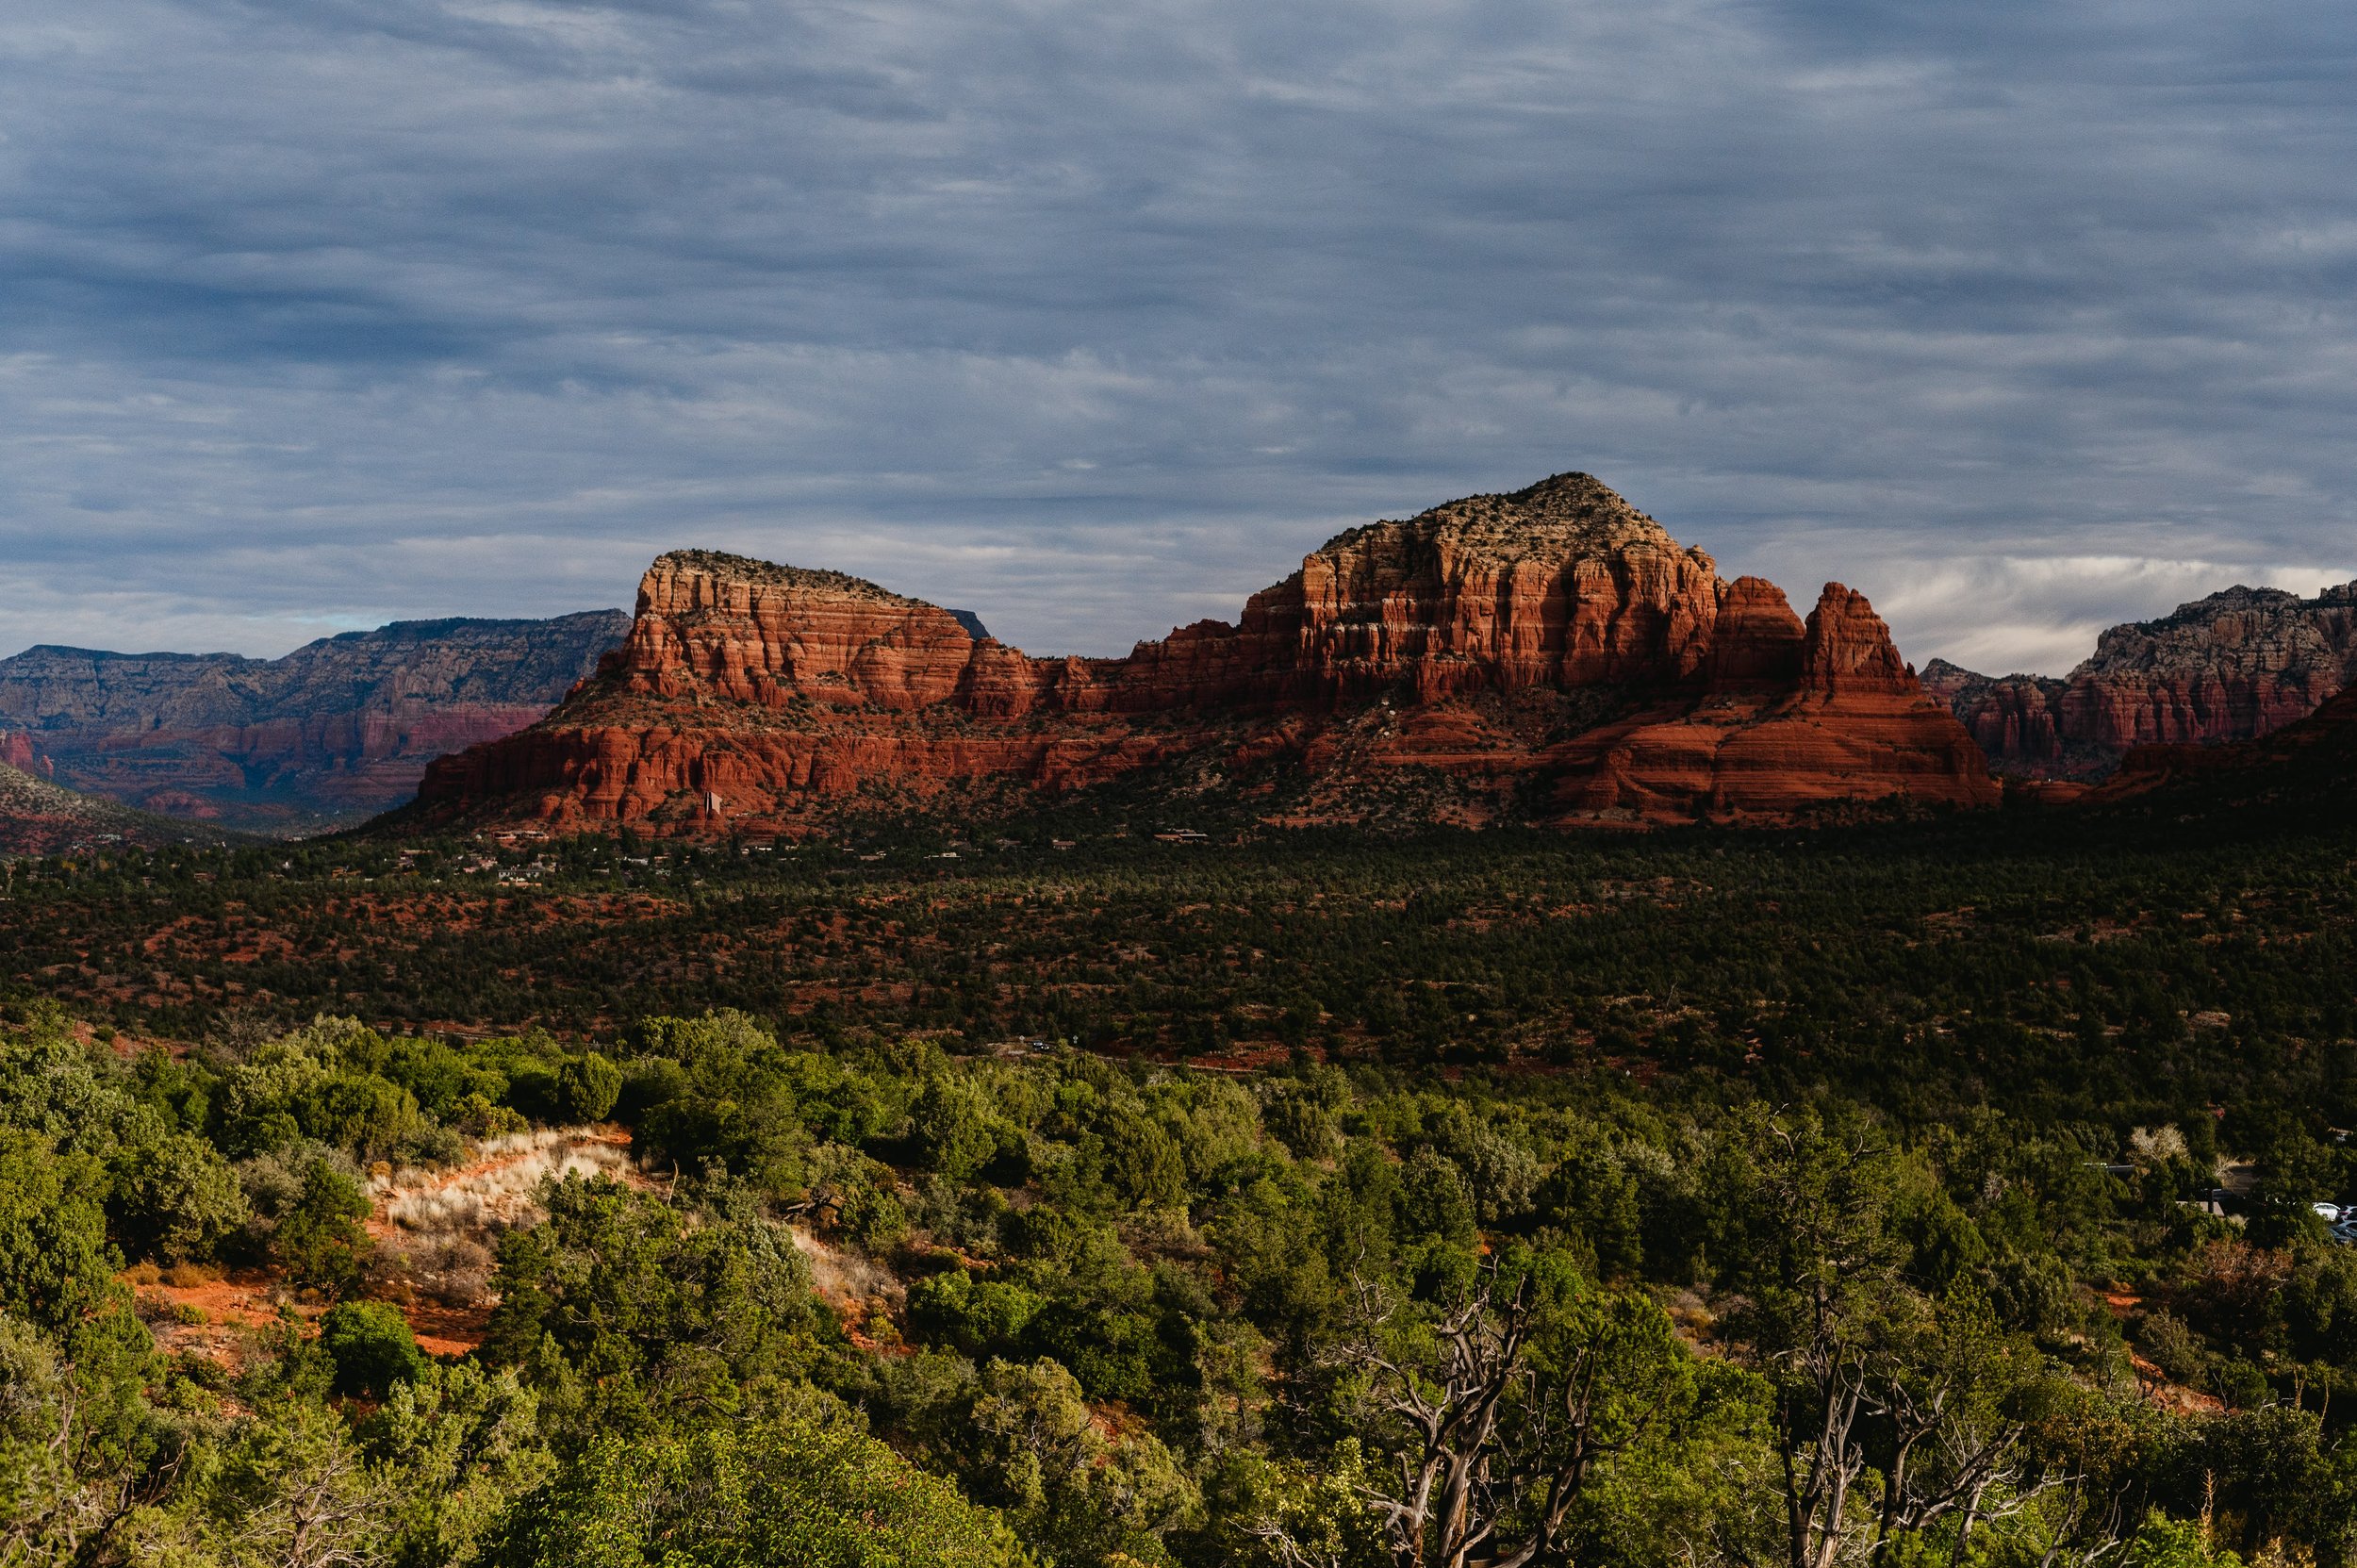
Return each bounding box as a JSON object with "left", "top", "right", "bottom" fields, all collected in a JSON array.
[
  {"left": 0, "top": 612, "right": 630, "bottom": 830},
  {"left": 2091, "top": 684, "right": 2357, "bottom": 817},
  {"left": 1924, "top": 582, "right": 2357, "bottom": 779},
  {"left": 414, "top": 473, "right": 1997, "bottom": 833}
]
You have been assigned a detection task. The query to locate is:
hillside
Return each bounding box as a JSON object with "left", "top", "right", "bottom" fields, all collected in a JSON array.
[
  {"left": 0, "top": 760, "right": 251, "bottom": 855},
  {"left": 2090, "top": 681, "right": 2357, "bottom": 818}
]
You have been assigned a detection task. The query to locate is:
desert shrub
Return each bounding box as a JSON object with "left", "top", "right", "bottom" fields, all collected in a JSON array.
[
  {"left": 108, "top": 1130, "right": 249, "bottom": 1263},
  {"left": 2140, "top": 1308, "right": 2206, "bottom": 1385},
  {"left": 320, "top": 1299, "right": 426, "bottom": 1398},
  {"left": 555, "top": 1051, "right": 622, "bottom": 1123},
  {"left": 446, "top": 1093, "right": 528, "bottom": 1139}
]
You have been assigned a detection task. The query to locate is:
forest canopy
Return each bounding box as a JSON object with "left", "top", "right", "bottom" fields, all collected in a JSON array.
[{"left": 7, "top": 801, "right": 2357, "bottom": 1565}]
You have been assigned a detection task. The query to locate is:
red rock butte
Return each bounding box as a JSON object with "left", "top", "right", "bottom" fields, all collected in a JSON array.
[{"left": 413, "top": 473, "right": 1998, "bottom": 833}]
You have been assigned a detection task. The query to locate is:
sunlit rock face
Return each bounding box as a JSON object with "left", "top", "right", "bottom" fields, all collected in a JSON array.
[{"left": 416, "top": 473, "right": 1998, "bottom": 834}]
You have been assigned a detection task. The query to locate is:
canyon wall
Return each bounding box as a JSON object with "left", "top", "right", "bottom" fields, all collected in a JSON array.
[
  {"left": 0, "top": 612, "right": 630, "bottom": 829},
  {"left": 1924, "top": 583, "right": 2357, "bottom": 779},
  {"left": 416, "top": 473, "right": 1997, "bottom": 834}
]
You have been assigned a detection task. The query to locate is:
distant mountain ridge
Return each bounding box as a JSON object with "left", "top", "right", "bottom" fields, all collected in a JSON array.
[
  {"left": 409, "top": 472, "right": 1997, "bottom": 834},
  {"left": 0, "top": 611, "right": 632, "bottom": 831},
  {"left": 1923, "top": 580, "right": 2357, "bottom": 779}
]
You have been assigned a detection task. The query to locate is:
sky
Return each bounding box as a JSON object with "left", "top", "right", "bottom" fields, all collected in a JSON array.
[{"left": 5, "top": 0, "right": 2355, "bottom": 676}]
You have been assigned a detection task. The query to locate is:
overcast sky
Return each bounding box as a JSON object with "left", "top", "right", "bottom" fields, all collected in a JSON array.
[{"left": 5, "top": 0, "right": 2355, "bottom": 675}]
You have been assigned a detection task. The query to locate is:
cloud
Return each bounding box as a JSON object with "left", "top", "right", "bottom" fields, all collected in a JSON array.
[{"left": 1, "top": 0, "right": 2354, "bottom": 671}]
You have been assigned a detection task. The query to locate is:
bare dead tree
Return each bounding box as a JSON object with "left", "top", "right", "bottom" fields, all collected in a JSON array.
[
  {"left": 1716, "top": 1113, "right": 2100, "bottom": 1568},
  {"left": 2025, "top": 1470, "right": 2149, "bottom": 1568},
  {"left": 1871, "top": 1376, "right": 2042, "bottom": 1560},
  {"left": 227, "top": 1416, "right": 393, "bottom": 1568},
  {"left": 1310, "top": 1258, "right": 1682, "bottom": 1568}
]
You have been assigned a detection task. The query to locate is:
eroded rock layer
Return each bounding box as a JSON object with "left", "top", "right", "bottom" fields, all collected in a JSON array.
[
  {"left": 1923, "top": 583, "right": 2357, "bottom": 779},
  {"left": 415, "top": 474, "right": 1998, "bottom": 833},
  {"left": 2090, "top": 685, "right": 2357, "bottom": 817}
]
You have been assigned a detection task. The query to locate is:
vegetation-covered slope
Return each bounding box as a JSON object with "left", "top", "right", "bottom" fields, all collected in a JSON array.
[
  {"left": 8, "top": 749, "right": 2357, "bottom": 1566},
  {"left": 0, "top": 761, "right": 251, "bottom": 856},
  {"left": 8, "top": 985, "right": 2357, "bottom": 1568}
]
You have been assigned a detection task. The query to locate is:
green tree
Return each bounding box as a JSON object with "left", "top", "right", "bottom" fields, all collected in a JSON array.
[
  {"left": 273, "top": 1160, "right": 372, "bottom": 1296},
  {"left": 319, "top": 1299, "right": 426, "bottom": 1399},
  {"left": 485, "top": 1401, "right": 1028, "bottom": 1568},
  {"left": 0, "top": 1131, "right": 117, "bottom": 1332},
  {"left": 483, "top": 1175, "right": 824, "bottom": 1434},
  {"left": 0, "top": 1312, "right": 171, "bottom": 1565},
  {"left": 109, "top": 1129, "right": 249, "bottom": 1263},
  {"left": 963, "top": 1356, "right": 1200, "bottom": 1565},
  {"left": 912, "top": 1073, "right": 1002, "bottom": 1181},
  {"left": 361, "top": 1362, "right": 552, "bottom": 1568},
  {"left": 148, "top": 1395, "right": 391, "bottom": 1568},
  {"left": 556, "top": 1050, "right": 622, "bottom": 1123}
]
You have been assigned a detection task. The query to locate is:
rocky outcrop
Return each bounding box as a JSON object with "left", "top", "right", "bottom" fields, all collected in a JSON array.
[
  {"left": 0, "top": 612, "right": 630, "bottom": 830},
  {"left": 1544, "top": 585, "right": 1996, "bottom": 825},
  {"left": 0, "top": 732, "right": 44, "bottom": 776},
  {"left": 1920, "top": 663, "right": 2070, "bottom": 769},
  {"left": 2091, "top": 685, "right": 2357, "bottom": 818},
  {"left": 1926, "top": 583, "right": 2357, "bottom": 779},
  {"left": 414, "top": 473, "right": 1998, "bottom": 834}
]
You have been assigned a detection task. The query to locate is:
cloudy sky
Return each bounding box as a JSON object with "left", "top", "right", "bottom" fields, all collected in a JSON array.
[{"left": 5, "top": 0, "right": 2354, "bottom": 674}]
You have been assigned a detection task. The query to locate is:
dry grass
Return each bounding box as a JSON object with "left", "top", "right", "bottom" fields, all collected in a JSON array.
[
  {"left": 363, "top": 1127, "right": 646, "bottom": 1327},
  {"left": 371, "top": 1127, "right": 637, "bottom": 1238}
]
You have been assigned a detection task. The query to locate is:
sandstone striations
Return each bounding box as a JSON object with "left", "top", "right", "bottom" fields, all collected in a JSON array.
[
  {"left": 1924, "top": 582, "right": 2357, "bottom": 779},
  {"left": 0, "top": 612, "right": 630, "bottom": 830},
  {"left": 2090, "top": 684, "right": 2357, "bottom": 818},
  {"left": 413, "top": 474, "right": 1998, "bottom": 834}
]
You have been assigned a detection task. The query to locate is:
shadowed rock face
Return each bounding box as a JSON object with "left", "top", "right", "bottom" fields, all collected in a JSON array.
[
  {"left": 0, "top": 612, "right": 630, "bottom": 830},
  {"left": 1924, "top": 582, "right": 2357, "bottom": 780},
  {"left": 2092, "top": 684, "right": 2357, "bottom": 816},
  {"left": 414, "top": 473, "right": 1998, "bottom": 834}
]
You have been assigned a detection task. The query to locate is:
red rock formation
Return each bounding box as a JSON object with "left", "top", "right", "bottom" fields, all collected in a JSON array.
[
  {"left": 1544, "top": 585, "right": 1997, "bottom": 825},
  {"left": 0, "top": 731, "right": 45, "bottom": 776},
  {"left": 1918, "top": 665, "right": 2068, "bottom": 768},
  {"left": 1925, "top": 583, "right": 2357, "bottom": 779},
  {"left": 414, "top": 474, "right": 1997, "bottom": 834},
  {"left": 2091, "top": 685, "right": 2357, "bottom": 813}
]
